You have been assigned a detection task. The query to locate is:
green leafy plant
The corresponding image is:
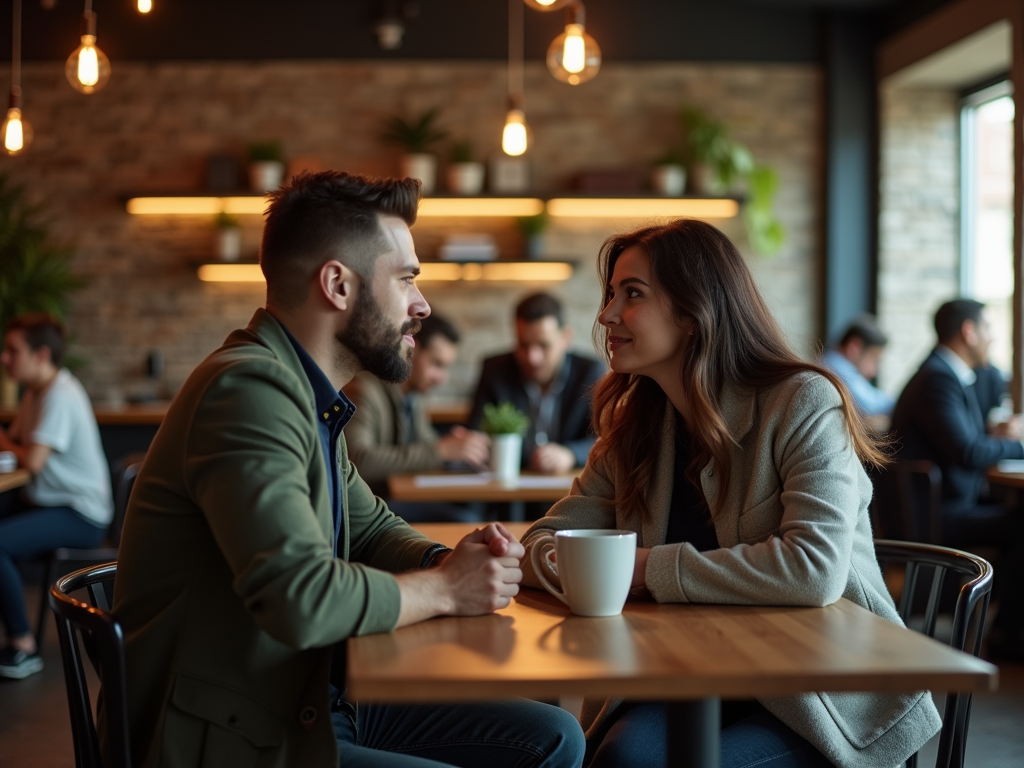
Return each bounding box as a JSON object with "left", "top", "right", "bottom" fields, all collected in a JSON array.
[
  {"left": 449, "top": 139, "right": 476, "bottom": 164},
  {"left": 379, "top": 107, "right": 448, "bottom": 154},
  {"left": 515, "top": 212, "right": 549, "bottom": 237},
  {"left": 0, "top": 174, "right": 84, "bottom": 336},
  {"left": 246, "top": 141, "right": 284, "bottom": 163},
  {"left": 480, "top": 402, "right": 530, "bottom": 436},
  {"left": 214, "top": 211, "right": 239, "bottom": 229},
  {"left": 678, "top": 105, "right": 784, "bottom": 256}
]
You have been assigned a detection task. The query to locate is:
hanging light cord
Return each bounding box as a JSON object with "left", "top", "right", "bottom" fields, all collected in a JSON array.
[
  {"left": 11, "top": 0, "right": 21, "bottom": 94},
  {"left": 508, "top": 0, "right": 524, "bottom": 104}
]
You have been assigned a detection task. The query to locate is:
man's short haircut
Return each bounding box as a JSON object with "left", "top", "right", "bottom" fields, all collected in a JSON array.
[
  {"left": 260, "top": 171, "right": 421, "bottom": 309},
  {"left": 417, "top": 314, "right": 460, "bottom": 350},
  {"left": 839, "top": 314, "right": 887, "bottom": 348},
  {"left": 515, "top": 293, "right": 564, "bottom": 327},
  {"left": 6, "top": 313, "right": 66, "bottom": 367},
  {"left": 934, "top": 299, "right": 986, "bottom": 344}
]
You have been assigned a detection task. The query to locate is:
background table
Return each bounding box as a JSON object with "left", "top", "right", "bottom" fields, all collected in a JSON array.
[
  {"left": 0, "top": 468, "right": 30, "bottom": 493},
  {"left": 389, "top": 472, "right": 577, "bottom": 521},
  {"left": 355, "top": 522, "right": 998, "bottom": 768},
  {"left": 987, "top": 467, "right": 1024, "bottom": 489}
]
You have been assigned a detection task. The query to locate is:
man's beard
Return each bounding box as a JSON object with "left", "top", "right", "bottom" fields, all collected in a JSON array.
[{"left": 337, "top": 288, "right": 420, "bottom": 384}]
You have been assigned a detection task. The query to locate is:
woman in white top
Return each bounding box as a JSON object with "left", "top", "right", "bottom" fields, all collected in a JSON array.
[
  {"left": 522, "top": 220, "right": 941, "bottom": 768},
  {"left": 0, "top": 314, "right": 112, "bottom": 679}
]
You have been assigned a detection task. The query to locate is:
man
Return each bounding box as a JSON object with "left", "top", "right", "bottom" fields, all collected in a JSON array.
[
  {"left": 0, "top": 313, "right": 112, "bottom": 680},
  {"left": 820, "top": 314, "right": 894, "bottom": 421},
  {"left": 469, "top": 293, "right": 602, "bottom": 474},
  {"left": 345, "top": 313, "right": 489, "bottom": 521},
  {"left": 106, "top": 172, "right": 584, "bottom": 768},
  {"left": 891, "top": 298, "right": 1024, "bottom": 661}
]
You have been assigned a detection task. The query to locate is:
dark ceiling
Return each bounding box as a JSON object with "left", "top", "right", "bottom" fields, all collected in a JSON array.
[{"left": 0, "top": 0, "right": 954, "bottom": 64}]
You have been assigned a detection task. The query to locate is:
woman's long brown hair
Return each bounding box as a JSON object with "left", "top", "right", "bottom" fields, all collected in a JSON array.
[{"left": 589, "top": 219, "right": 887, "bottom": 523}]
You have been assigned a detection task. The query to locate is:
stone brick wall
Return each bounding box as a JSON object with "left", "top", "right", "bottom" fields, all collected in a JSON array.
[
  {"left": 876, "top": 83, "right": 960, "bottom": 397},
  {"left": 2, "top": 60, "right": 820, "bottom": 405}
]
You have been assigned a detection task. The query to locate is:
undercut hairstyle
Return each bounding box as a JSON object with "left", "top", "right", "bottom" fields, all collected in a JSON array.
[
  {"left": 934, "top": 299, "right": 985, "bottom": 344},
  {"left": 260, "top": 171, "right": 422, "bottom": 309},
  {"left": 515, "top": 292, "right": 564, "bottom": 327},
  {"left": 839, "top": 315, "right": 888, "bottom": 348},
  {"left": 590, "top": 219, "right": 887, "bottom": 523},
  {"left": 6, "top": 313, "right": 66, "bottom": 367},
  {"left": 417, "top": 314, "right": 460, "bottom": 349}
]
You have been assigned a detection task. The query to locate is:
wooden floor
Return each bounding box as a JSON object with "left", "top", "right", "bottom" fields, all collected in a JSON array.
[{"left": 3, "top": 586, "right": 1024, "bottom": 768}]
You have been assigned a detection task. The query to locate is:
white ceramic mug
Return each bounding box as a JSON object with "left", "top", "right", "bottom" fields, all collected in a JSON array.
[
  {"left": 530, "top": 529, "right": 636, "bottom": 616},
  {"left": 0, "top": 451, "right": 15, "bottom": 473}
]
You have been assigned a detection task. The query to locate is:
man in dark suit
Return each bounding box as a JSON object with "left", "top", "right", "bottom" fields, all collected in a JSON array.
[
  {"left": 892, "top": 298, "right": 1024, "bottom": 661},
  {"left": 469, "top": 293, "right": 603, "bottom": 474}
]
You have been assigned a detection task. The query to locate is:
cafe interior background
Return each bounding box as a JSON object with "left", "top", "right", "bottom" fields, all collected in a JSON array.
[{"left": 1, "top": 0, "right": 1010, "bottom": 416}]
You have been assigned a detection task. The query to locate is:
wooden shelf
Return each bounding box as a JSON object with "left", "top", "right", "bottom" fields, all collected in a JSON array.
[
  {"left": 193, "top": 259, "right": 576, "bottom": 283},
  {"left": 126, "top": 193, "right": 741, "bottom": 219}
]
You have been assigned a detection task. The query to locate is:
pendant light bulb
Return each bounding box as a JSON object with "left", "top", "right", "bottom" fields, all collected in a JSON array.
[
  {"left": 2, "top": 105, "right": 31, "bottom": 156},
  {"left": 138, "top": 0, "right": 153, "bottom": 13},
  {"left": 522, "top": 0, "right": 573, "bottom": 10},
  {"left": 502, "top": 108, "right": 528, "bottom": 157},
  {"left": 546, "top": 3, "right": 601, "bottom": 85},
  {"left": 66, "top": 11, "right": 111, "bottom": 94}
]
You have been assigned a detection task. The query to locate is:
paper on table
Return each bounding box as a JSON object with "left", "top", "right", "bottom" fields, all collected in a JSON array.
[
  {"left": 411, "top": 473, "right": 575, "bottom": 488},
  {"left": 413, "top": 474, "right": 492, "bottom": 487},
  {"left": 996, "top": 459, "right": 1024, "bottom": 474}
]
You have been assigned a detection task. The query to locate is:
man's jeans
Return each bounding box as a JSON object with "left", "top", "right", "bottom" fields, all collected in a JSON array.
[{"left": 331, "top": 699, "right": 584, "bottom": 768}]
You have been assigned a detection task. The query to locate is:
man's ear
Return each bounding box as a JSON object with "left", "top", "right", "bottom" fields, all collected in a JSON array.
[
  {"left": 562, "top": 324, "right": 574, "bottom": 346},
  {"left": 962, "top": 319, "right": 978, "bottom": 346},
  {"left": 318, "top": 259, "right": 359, "bottom": 312}
]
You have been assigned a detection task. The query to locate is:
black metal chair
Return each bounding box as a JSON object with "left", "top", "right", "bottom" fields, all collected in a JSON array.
[
  {"left": 873, "top": 459, "right": 944, "bottom": 543},
  {"left": 48, "top": 561, "right": 131, "bottom": 768},
  {"left": 874, "top": 539, "right": 994, "bottom": 768},
  {"left": 35, "top": 454, "right": 143, "bottom": 648}
]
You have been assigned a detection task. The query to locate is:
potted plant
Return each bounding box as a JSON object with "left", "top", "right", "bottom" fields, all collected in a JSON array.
[
  {"left": 650, "top": 149, "right": 687, "bottom": 196},
  {"left": 379, "top": 107, "right": 448, "bottom": 194},
  {"left": 516, "top": 212, "right": 549, "bottom": 260},
  {"left": 679, "top": 105, "right": 784, "bottom": 256},
  {"left": 446, "top": 139, "right": 485, "bottom": 195},
  {"left": 214, "top": 211, "right": 242, "bottom": 262},
  {"left": 480, "top": 402, "right": 530, "bottom": 484},
  {"left": 0, "top": 175, "right": 84, "bottom": 407},
  {"left": 247, "top": 141, "right": 286, "bottom": 192}
]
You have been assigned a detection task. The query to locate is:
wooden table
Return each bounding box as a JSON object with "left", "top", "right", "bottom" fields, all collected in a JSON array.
[
  {"left": 388, "top": 471, "right": 577, "bottom": 521},
  {"left": 987, "top": 467, "right": 1024, "bottom": 489},
  {"left": 0, "top": 468, "right": 30, "bottom": 493},
  {"left": 355, "top": 523, "right": 998, "bottom": 768}
]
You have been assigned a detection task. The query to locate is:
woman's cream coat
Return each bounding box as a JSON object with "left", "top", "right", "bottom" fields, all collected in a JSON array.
[{"left": 522, "top": 372, "right": 941, "bottom": 768}]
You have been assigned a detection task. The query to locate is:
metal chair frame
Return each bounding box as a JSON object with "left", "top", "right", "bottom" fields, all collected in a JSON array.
[
  {"left": 874, "top": 539, "right": 993, "bottom": 768},
  {"left": 48, "top": 561, "right": 131, "bottom": 768}
]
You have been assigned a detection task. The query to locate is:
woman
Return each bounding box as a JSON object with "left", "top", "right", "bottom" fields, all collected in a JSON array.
[{"left": 521, "top": 220, "right": 940, "bottom": 768}]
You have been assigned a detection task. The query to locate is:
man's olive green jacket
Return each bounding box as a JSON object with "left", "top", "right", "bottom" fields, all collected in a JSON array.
[{"left": 103, "top": 309, "right": 437, "bottom": 768}]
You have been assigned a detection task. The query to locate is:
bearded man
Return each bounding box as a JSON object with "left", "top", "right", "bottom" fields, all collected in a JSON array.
[{"left": 106, "top": 172, "right": 585, "bottom": 768}]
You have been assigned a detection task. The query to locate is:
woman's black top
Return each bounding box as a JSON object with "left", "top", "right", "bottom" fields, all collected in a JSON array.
[{"left": 664, "top": 417, "right": 719, "bottom": 552}]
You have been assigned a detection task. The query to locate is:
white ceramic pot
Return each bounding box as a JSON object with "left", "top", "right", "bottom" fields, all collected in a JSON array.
[
  {"left": 651, "top": 164, "right": 686, "bottom": 196},
  {"left": 447, "top": 162, "right": 485, "bottom": 195},
  {"left": 216, "top": 227, "right": 242, "bottom": 261},
  {"left": 249, "top": 161, "right": 286, "bottom": 192},
  {"left": 400, "top": 153, "right": 437, "bottom": 194},
  {"left": 491, "top": 433, "right": 523, "bottom": 485}
]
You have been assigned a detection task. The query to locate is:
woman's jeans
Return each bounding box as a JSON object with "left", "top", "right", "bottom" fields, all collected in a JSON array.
[
  {"left": 585, "top": 702, "right": 835, "bottom": 768},
  {"left": 0, "top": 503, "right": 106, "bottom": 638},
  {"left": 331, "top": 699, "right": 585, "bottom": 768}
]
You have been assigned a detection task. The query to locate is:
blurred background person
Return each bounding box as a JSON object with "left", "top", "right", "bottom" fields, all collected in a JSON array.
[
  {"left": 346, "top": 313, "right": 488, "bottom": 522},
  {"left": 469, "top": 292, "right": 602, "bottom": 475},
  {"left": 0, "top": 314, "right": 112, "bottom": 679},
  {"left": 820, "top": 314, "right": 894, "bottom": 430}
]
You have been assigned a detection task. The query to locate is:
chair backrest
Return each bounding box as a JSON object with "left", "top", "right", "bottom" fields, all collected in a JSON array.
[
  {"left": 874, "top": 539, "right": 993, "bottom": 768},
  {"left": 48, "top": 562, "right": 131, "bottom": 768},
  {"left": 875, "top": 459, "right": 944, "bottom": 543},
  {"left": 110, "top": 454, "right": 144, "bottom": 548}
]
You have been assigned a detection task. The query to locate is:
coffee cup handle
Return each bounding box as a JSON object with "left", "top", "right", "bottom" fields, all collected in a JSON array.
[{"left": 530, "top": 534, "right": 569, "bottom": 606}]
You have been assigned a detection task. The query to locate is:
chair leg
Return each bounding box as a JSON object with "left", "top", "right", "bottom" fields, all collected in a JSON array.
[{"left": 35, "top": 556, "right": 58, "bottom": 650}]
